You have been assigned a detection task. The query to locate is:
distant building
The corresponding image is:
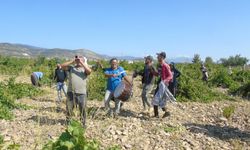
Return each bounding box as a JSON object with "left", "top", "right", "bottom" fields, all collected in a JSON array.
[
  {"left": 128, "top": 60, "right": 134, "bottom": 64},
  {"left": 22, "top": 53, "right": 30, "bottom": 57}
]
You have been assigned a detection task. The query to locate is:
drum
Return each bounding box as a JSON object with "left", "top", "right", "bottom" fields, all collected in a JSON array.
[{"left": 114, "top": 81, "right": 132, "bottom": 102}]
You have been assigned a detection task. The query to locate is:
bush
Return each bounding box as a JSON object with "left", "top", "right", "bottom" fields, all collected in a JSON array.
[
  {"left": 43, "top": 120, "right": 100, "bottom": 150},
  {"left": 5, "top": 77, "right": 44, "bottom": 99},
  {"left": 177, "top": 63, "right": 229, "bottom": 102},
  {"left": 0, "top": 83, "right": 20, "bottom": 119},
  {"left": 210, "top": 69, "right": 234, "bottom": 88},
  {"left": 87, "top": 70, "right": 107, "bottom": 101},
  {"left": 223, "top": 105, "right": 235, "bottom": 119},
  {"left": 230, "top": 81, "right": 250, "bottom": 98},
  {"left": 0, "top": 77, "right": 43, "bottom": 120},
  {"left": 232, "top": 70, "right": 250, "bottom": 83}
]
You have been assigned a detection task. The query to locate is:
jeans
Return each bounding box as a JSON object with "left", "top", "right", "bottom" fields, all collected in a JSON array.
[
  {"left": 56, "top": 82, "right": 67, "bottom": 102},
  {"left": 104, "top": 90, "right": 122, "bottom": 114},
  {"left": 66, "top": 92, "right": 87, "bottom": 126}
]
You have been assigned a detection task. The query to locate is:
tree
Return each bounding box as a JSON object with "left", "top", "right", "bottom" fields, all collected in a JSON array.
[
  {"left": 220, "top": 54, "right": 249, "bottom": 66},
  {"left": 205, "top": 56, "right": 213, "bottom": 64},
  {"left": 192, "top": 54, "right": 201, "bottom": 64}
]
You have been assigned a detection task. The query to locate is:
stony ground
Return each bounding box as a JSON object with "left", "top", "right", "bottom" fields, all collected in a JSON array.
[{"left": 0, "top": 76, "right": 250, "bottom": 150}]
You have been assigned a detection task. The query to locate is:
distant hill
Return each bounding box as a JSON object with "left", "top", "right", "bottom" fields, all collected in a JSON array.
[
  {"left": 0, "top": 43, "right": 105, "bottom": 60},
  {"left": 0, "top": 42, "right": 192, "bottom": 63}
]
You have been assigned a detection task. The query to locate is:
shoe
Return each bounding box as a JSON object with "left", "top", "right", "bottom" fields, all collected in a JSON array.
[
  {"left": 82, "top": 124, "right": 87, "bottom": 129},
  {"left": 106, "top": 109, "right": 113, "bottom": 117},
  {"left": 162, "top": 111, "right": 170, "bottom": 118},
  {"left": 56, "top": 107, "right": 61, "bottom": 113},
  {"left": 153, "top": 115, "right": 159, "bottom": 118}
]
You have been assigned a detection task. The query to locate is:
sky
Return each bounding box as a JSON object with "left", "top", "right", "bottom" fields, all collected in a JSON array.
[{"left": 0, "top": 0, "right": 249, "bottom": 61}]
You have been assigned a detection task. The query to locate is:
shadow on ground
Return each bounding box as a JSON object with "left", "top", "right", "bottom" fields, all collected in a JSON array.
[
  {"left": 32, "top": 97, "right": 55, "bottom": 102},
  {"left": 28, "top": 115, "right": 67, "bottom": 126},
  {"left": 184, "top": 123, "right": 250, "bottom": 142},
  {"left": 39, "top": 106, "right": 66, "bottom": 114}
]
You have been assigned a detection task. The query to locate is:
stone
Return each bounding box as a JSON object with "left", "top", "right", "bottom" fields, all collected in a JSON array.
[
  {"left": 219, "top": 117, "right": 228, "bottom": 122},
  {"left": 124, "top": 144, "right": 132, "bottom": 149}
]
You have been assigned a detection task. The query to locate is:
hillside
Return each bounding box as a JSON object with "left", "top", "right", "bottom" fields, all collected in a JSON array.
[
  {"left": 0, "top": 43, "right": 143, "bottom": 61},
  {"left": 0, "top": 42, "right": 194, "bottom": 63},
  {"left": 0, "top": 43, "right": 105, "bottom": 60}
]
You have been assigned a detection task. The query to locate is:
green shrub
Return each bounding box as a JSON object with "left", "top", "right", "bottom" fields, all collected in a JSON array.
[
  {"left": 223, "top": 105, "right": 235, "bottom": 119},
  {"left": 230, "top": 81, "right": 250, "bottom": 98},
  {"left": 164, "top": 126, "right": 179, "bottom": 133},
  {"left": 0, "top": 135, "right": 4, "bottom": 144},
  {"left": 177, "top": 63, "right": 229, "bottom": 102},
  {"left": 164, "top": 125, "right": 185, "bottom": 133},
  {"left": 5, "top": 77, "right": 44, "bottom": 99},
  {"left": 87, "top": 70, "right": 107, "bottom": 101},
  {"left": 7, "top": 143, "right": 20, "bottom": 150},
  {"left": 232, "top": 70, "right": 250, "bottom": 83},
  {"left": 210, "top": 69, "right": 234, "bottom": 88},
  {"left": 43, "top": 120, "right": 100, "bottom": 150},
  {"left": 0, "top": 77, "right": 43, "bottom": 120}
]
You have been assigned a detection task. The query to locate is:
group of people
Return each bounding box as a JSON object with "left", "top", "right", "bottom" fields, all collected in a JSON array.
[
  {"left": 133, "top": 52, "right": 180, "bottom": 118},
  {"left": 31, "top": 52, "right": 183, "bottom": 127}
]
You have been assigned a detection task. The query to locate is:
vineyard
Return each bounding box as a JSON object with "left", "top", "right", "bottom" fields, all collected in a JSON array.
[{"left": 0, "top": 55, "right": 249, "bottom": 149}]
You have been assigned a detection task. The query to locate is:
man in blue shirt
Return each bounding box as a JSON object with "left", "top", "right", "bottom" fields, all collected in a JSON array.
[
  {"left": 31, "top": 72, "right": 43, "bottom": 87},
  {"left": 104, "top": 58, "right": 131, "bottom": 116}
]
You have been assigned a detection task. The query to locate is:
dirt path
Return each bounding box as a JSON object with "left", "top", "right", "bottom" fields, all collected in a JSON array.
[{"left": 0, "top": 76, "right": 250, "bottom": 150}]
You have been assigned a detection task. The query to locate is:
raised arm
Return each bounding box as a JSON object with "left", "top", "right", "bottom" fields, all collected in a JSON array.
[
  {"left": 80, "top": 58, "right": 92, "bottom": 75},
  {"left": 61, "top": 59, "right": 74, "bottom": 70},
  {"left": 105, "top": 72, "right": 117, "bottom": 78}
]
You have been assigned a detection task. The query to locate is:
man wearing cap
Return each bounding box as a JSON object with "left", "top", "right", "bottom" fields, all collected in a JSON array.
[
  {"left": 134, "top": 55, "right": 156, "bottom": 111},
  {"left": 152, "top": 52, "right": 176, "bottom": 118},
  {"left": 61, "top": 55, "right": 92, "bottom": 127}
]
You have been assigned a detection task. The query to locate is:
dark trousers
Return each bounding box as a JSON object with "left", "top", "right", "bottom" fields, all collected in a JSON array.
[
  {"left": 153, "top": 105, "right": 166, "bottom": 117},
  {"left": 168, "top": 82, "right": 177, "bottom": 97},
  {"left": 66, "top": 92, "right": 87, "bottom": 126}
]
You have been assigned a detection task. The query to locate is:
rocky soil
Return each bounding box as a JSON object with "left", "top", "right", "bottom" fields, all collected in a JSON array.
[{"left": 0, "top": 76, "right": 250, "bottom": 150}]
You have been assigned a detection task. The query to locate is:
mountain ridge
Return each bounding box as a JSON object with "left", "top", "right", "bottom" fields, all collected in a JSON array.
[{"left": 0, "top": 42, "right": 192, "bottom": 62}]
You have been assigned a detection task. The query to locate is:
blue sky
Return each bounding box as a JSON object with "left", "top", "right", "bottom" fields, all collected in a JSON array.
[{"left": 0, "top": 0, "right": 249, "bottom": 61}]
